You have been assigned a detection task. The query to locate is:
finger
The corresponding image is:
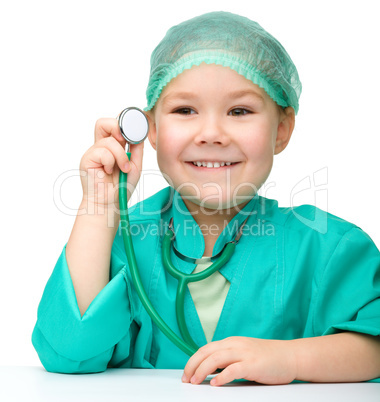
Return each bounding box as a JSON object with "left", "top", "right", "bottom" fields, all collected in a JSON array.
[
  {"left": 183, "top": 342, "right": 221, "bottom": 383},
  {"left": 100, "top": 136, "right": 131, "bottom": 173},
  {"left": 127, "top": 141, "right": 144, "bottom": 172},
  {"left": 190, "top": 351, "right": 237, "bottom": 385},
  {"left": 92, "top": 137, "right": 130, "bottom": 173},
  {"left": 210, "top": 363, "right": 246, "bottom": 387},
  {"left": 94, "top": 118, "right": 125, "bottom": 145},
  {"left": 88, "top": 147, "right": 116, "bottom": 175}
]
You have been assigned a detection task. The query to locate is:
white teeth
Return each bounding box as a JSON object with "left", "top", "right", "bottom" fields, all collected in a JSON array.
[{"left": 191, "top": 161, "right": 235, "bottom": 168}]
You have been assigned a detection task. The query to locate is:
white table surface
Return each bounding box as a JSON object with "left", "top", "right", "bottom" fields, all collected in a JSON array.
[{"left": 0, "top": 366, "right": 379, "bottom": 402}]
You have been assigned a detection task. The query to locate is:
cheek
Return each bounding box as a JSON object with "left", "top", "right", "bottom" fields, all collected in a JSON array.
[
  {"left": 156, "top": 119, "right": 190, "bottom": 156},
  {"left": 155, "top": 120, "right": 173, "bottom": 154},
  {"left": 155, "top": 122, "right": 185, "bottom": 173},
  {"left": 244, "top": 128, "right": 275, "bottom": 162}
]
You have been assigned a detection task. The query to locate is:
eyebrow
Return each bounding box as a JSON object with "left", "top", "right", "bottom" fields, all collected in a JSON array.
[
  {"left": 161, "top": 91, "right": 198, "bottom": 104},
  {"left": 228, "top": 89, "right": 265, "bottom": 102},
  {"left": 162, "top": 89, "right": 265, "bottom": 104}
]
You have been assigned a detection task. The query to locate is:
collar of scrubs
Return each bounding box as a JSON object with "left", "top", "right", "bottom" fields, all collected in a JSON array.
[{"left": 170, "top": 190, "right": 260, "bottom": 277}]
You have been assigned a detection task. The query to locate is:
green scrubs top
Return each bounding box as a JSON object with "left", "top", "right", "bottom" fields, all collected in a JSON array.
[{"left": 32, "top": 187, "right": 380, "bottom": 379}]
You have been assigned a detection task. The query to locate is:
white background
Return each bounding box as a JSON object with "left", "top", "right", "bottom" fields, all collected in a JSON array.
[{"left": 0, "top": 0, "right": 379, "bottom": 366}]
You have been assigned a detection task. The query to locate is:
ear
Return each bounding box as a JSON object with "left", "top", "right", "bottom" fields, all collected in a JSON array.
[
  {"left": 145, "top": 111, "right": 157, "bottom": 151},
  {"left": 274, "top": 107, "right": 295, "bottom": 155}
]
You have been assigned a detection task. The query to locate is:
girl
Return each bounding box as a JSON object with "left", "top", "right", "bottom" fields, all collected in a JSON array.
[{"left": 32, "top": 11, "right": 380, "bottom": 386}]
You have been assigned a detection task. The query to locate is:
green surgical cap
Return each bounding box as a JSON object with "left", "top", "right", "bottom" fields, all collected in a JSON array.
[{"left": 145, "top": 11, "right": 302, "bottom": 114}]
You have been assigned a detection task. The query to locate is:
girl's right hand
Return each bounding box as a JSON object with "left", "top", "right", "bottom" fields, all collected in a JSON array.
[{"left": 79, "top": 117, "right": 145, "bottom": 210}]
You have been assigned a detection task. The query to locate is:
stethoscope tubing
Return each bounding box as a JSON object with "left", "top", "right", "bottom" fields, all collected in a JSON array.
[
  {"left": 119, "top": 161, "right": 197, "bottom": 357},
  {"left": 162, "top": 229, "right": 236, "bottom": 349},
  {"left": 119, "top": 150, "right": 243, "bottom": 357}
]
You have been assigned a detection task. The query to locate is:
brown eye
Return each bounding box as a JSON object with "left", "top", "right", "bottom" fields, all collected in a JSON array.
[
  {"left": 174, "top": 108, "right": 195, "bottom": 115},
  {"left": 229, "top": 108, "right": 251, "bottom": 116}
]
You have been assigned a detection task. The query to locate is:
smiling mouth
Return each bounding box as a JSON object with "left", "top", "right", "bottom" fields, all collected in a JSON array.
[{"left": 186, "top": 161, "right": 240, "bottom": 169}]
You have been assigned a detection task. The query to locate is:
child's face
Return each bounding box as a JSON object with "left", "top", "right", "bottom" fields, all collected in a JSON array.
[{"left": 147, "top": 63, "right": 294, "bottom": 211}]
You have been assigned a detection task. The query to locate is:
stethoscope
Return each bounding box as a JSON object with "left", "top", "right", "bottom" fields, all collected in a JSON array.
[{"left": 117, "top": 107, "right": 248, "bottom": 357}]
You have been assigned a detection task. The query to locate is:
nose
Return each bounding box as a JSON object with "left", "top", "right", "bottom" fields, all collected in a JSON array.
[{"left": 194, "top": 115, "right": 231, "bottom": 146}]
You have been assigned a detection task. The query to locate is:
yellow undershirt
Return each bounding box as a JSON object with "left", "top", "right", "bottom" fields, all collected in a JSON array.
[{"left": 187, "top": 257, "right": 230, "bottom": 343}]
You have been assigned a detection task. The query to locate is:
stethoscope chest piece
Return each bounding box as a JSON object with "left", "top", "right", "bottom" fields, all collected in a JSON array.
[{"left": 118, "top": 107, "right": 149, "bottom": 144}]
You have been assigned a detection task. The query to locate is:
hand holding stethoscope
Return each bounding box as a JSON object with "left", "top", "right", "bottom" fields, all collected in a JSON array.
[{"left": 78, "top": 108, "right": 147, "bottom": 209}]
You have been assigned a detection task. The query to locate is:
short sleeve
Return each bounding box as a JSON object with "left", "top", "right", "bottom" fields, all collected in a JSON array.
[
  {"left": 311, "top": 227, "right": 380, "bottom": 337},
  {"left": 32, "top": 243, "right": 134, "bottom": 373}
]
